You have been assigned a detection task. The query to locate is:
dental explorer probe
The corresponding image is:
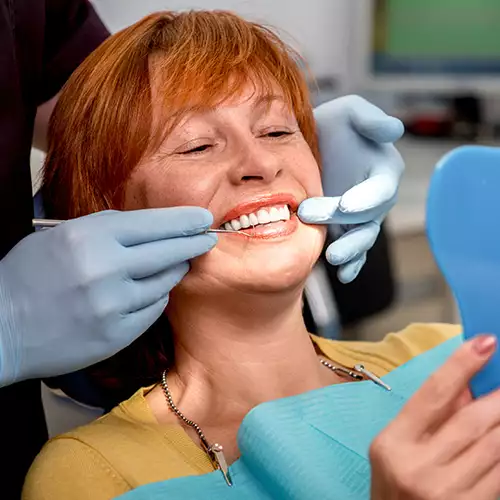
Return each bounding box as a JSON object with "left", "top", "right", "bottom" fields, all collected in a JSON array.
[{"left": 32, "top": 218, "right": 251, "bottom": 236}]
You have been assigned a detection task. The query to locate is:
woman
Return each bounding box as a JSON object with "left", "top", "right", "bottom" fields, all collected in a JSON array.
[{"left": 23, "top": 11, "right": 500, "bottom": 500}]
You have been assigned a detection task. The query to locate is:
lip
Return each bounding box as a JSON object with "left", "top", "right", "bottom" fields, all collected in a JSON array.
[{"left": 220, "top": 193, "right": 299, "bottom": 225}]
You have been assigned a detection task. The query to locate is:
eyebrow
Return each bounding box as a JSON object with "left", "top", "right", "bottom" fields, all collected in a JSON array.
[{"left": 252, "top": 94, "right": 286, "bottom": 110}]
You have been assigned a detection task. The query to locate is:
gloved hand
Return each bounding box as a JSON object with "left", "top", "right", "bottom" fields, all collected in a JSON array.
[
  {"left": 0, "top": 208, "right": 217, "bottom": 386},
  {"left": 298, "top": 95, "right": 405, "bottom": 283}
]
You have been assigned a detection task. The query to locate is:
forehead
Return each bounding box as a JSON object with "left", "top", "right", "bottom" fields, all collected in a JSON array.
[{"left": 182, "top": 89, "right": 291, "bottom": 121}]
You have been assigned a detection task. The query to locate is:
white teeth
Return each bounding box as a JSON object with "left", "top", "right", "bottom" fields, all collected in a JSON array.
[
  {"left": 222, "top": 205, "right": 292, "bottom": 231},
  {"left": 239, "top": 214, "right": 250, "bottom": 228},
  {"left": 230, "top": 219, "right": 241, "bottom": 231},
  {"left": 257, "top": 209, "right": 271, "bottom": 224},
  {"left": 248, "top": 213, "right": 259, "bottom": 226},
  {"left": 269, "top": 207, "right": 281, "bottom": 222}
]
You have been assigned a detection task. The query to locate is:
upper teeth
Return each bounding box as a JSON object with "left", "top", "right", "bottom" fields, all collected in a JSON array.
[{"left": 224, "top": 205, "right": 291, "bottom": 231}]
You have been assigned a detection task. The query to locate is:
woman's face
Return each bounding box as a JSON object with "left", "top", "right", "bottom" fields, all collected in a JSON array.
[{"left": 125, "top": 84, "right": 325, "bottom": 296}]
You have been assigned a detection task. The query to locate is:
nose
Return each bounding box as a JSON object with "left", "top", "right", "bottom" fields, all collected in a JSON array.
[{"left": 228, "top": 141, "right": 284, "bottom": 185}]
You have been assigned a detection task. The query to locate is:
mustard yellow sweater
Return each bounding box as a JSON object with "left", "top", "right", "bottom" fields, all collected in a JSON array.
[{"left": 23, "top": 323, "right": 461, "bottom": 500}]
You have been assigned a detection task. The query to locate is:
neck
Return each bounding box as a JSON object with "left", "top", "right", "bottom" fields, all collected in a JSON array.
[{"left": 165, "top": 285, "right": 330, "bottom": 421}]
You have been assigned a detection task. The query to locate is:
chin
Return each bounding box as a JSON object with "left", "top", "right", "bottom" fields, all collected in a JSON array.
[{"left": 183, "top": 222, "right": 326, "bottom": 295}]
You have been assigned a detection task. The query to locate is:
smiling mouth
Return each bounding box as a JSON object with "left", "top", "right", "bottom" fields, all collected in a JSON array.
[{"left": 220, "top": 204, "right": 293, "bottom": 231}]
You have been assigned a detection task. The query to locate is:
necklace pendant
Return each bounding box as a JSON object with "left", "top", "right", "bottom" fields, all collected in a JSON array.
[
  {"left": 208, "top": 443, "right": 232, "bottom": 486},
  {"left": 320, "top": 359, "right": 363, "bottom": 381},
  {"left": 354, "top": 364, "right": 391, "bottom": 392},
  {"left": 335, "top": 366, "right": 364, "bottom": 381}
]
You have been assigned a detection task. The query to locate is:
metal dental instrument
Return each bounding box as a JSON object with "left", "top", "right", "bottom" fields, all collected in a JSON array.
[
  {"left": 204, "top": 228, "right": 251, "bottom": 236},
  {"left": 32, "top": 218, "right": 251, "bottom": 236}
]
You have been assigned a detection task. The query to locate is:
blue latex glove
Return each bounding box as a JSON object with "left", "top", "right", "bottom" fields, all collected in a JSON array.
[
  {"left": 298, "top": 95, "right": 405, "bottom": 283},
  {"left": 0, "top": 208, "right": 217, "bottom": 386}
]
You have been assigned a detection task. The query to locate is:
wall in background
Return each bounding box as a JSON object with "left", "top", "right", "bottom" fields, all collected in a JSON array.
[{"left": 91, "top": 0, "right": 355, "bottom": 90}]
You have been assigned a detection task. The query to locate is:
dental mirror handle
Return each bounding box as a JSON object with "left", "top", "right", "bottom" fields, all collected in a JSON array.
[
  {"left": 427, "top": 146, "right": 500, "bottom": 398},
  {"left": 32, "top": 219, "right": 250, "bottom": 236}
]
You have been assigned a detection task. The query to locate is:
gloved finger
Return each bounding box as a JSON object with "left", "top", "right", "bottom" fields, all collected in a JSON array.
[
  {"left": 100, "top": 207, "right": 214, "bottom": 247},
  {"left": 325, "top": 221, "right": 381, "bottom": 265},
  {"left": 298, "top": 197, "right": 385, "bottom": 225},
  {"left": 298, "top": 196, "right": 341, "bottom": 224},
  {"left": 348, "top": 96, "right": 404, "bottom": 143},
  {"left": 339, "top": 174, "right": 398, "bottom": 214},
  {"left": 120, "top": 292, "right": 171, "bottom": 345},
  {"left": 126, "top": 262, "right": 189, "bottom": 313},
  {"left": 125, "top": 233, "right": 217, "bottom": 279},
  {"left": 337, "top": 253, "right": 367, "bottom": 284}
]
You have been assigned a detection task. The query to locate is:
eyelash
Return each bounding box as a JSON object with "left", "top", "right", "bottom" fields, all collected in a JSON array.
[
  {"left": 178, "top": 130, "right": 294, "bottom": 155},
  {"left": 180, "top": 144, "right": 211, "bottom": 155},
  {"left": 262, "top": 130, "right": 294, "bottom": 139}
]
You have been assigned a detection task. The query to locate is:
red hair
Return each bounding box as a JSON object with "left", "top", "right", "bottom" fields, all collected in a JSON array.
[
  {"left": 43, "top": 10, "right": 318, "bottom": 218},
  {"left": 43, "top": 10, "right": 318, "bottom": 402}
]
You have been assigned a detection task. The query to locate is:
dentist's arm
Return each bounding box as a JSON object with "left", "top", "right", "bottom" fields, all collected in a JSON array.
[
  {"left": 0, "top": 208, "right": 217, "bottom": 387},
  {"left": 299, "top": 96, "right": 405, "bottom": 283}
]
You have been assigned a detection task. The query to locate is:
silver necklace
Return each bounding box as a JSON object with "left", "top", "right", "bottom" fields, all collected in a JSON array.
[{"left": 160, "top": 360, "right": 390, "bottom": 487}]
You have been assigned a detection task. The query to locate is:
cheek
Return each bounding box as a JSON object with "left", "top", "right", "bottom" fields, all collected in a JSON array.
[
  {"left": 291, "top": 149, "right": 323, "bottom": 198},
  {"left": 124, "top": 166, "right": 213, "bottom": 209},
  {"left": 304, "top": 169, "right": 323, "bottom": 198}
]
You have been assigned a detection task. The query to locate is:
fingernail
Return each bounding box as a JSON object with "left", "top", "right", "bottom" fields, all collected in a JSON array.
[{"left": 473, "top": 335, "right": 497, "bottom": 355}]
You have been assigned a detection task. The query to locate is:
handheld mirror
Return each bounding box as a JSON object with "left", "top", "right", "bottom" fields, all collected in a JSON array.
[{"left": 427, "top": 145, "right": 500, "bottom": 397}]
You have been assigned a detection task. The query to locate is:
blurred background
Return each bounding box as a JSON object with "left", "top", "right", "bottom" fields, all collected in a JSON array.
[{"left": 33, "top": 0, "right": 500, "bottom": 344}]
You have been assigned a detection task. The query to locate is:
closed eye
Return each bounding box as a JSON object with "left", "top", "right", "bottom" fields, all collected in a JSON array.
[
  {"left": 263, "top": 130, "right": 295, "bottom": 139},
  {"left": 178, "top": 144, "right": 212, "bottom": 155}
]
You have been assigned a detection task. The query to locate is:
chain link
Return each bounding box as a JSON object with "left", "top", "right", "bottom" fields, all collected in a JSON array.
[{"left": 161, "top": 370, "right": 212, "bottom": 451}]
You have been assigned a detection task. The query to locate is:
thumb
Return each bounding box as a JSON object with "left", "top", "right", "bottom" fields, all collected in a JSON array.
[
  {"left": 297, "top": 196, "right": 342, "bottom": 224},
  {"left": 298, "top": 196, "right": 387, "bottom": 225}
]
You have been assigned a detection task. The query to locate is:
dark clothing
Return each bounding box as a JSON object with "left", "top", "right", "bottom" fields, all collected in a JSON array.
[{"left": 0, "top": 1, "right": 108, "bottom": 496}]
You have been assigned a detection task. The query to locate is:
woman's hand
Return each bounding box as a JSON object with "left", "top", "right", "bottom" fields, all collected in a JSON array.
[{"left": 370, "top": 334, "right": 500, "bottom": 500}]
